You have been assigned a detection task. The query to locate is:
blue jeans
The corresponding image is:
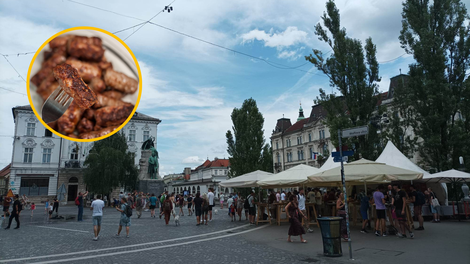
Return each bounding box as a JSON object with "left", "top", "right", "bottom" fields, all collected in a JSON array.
[{"left": 77, "top": 206, "right": 83, "bottom": 221}]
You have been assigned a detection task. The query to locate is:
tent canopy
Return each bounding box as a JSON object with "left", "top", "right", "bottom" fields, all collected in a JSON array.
[
  {"left": 376, "top": 141, "right": 430, "bottom": 176},
  {"left": 307, "top": 158, "right": 424, "bottom": 186},
  {"left": 422, "top": 169, "right": 470, "bottom": 183},
  {"left": 319, "top": 155, "right": 341, "bottom": 171},
  {"left": 258, "top": 164, "right": 321, "bottom": 188},
  {"left": 219, "top": 170, "right": 273, "bottom": 188}
]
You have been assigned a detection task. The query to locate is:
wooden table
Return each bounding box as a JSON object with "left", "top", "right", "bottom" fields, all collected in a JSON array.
[
  {"left": 326, "top": 202, "right": 336, "bottom": 216},
  {"left": 305, "top": 202, "right": 319, "bottom": 228},
  {"left": 275, "top": 203, "right": 289, "bottom": 226},
  {"left": 255, "top": 203, "right": 271, "bottom": 225}
]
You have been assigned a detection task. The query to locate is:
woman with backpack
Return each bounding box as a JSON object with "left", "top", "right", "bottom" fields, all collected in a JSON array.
[
  {"left": 115, "top": 197, "right": 131, "bottom": 238},
  {"left": 162, "top": 195, "right": 173, "bottom": 225},
  {"left": 202, "top": 193, "right": 209, "bottom": 225}
]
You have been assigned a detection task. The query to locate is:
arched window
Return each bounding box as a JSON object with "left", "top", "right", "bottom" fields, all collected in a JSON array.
[
  {"left": 197, "top": 186, "right": 200, "bottom": 192},
  {"left": 192, "top": 186, "right": 196, "bottom": 193},
  {"left": 69, "top": 177, "right": 78, "bottom": 183}
]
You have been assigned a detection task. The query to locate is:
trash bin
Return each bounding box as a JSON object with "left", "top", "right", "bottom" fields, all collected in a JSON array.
[{"left": 317, "top": 217, "right": 343, "bottom": 257}]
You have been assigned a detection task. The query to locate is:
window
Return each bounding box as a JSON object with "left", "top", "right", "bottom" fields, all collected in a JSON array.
[
  {"left": 143, "top": 131, "right": 150, "bottom": 141},
  {"left": 23, "top": 148, "right": 33, "bottom": 163},
  {"left": 215, "top": 170, "right": 218, "bottom": 175},
  {"left": 287, "top": 152, "right": 293, "bottom": 162},
  {"left": 44, "top": 129, "right": 53, "bottom": 137},
  {"left": 70, "top": 148, "right": 78, "bottom": 160},
  {"left": 297, "top": 136, "right": 302, "bottom": 145},
  {"left": 319, "top": 131, "right": 322, "bottom": 139},
  {"left": 286, "top": 139, "right": 291, "bottom": 147},
  {"left": 301, "top": 150, "right": 304, "bottom": 160},
  {"left": 322, "top": 130, "right": 325, "bottom": 139},
  {"left": 276, "top": 141, "right": 279, "bottom": 149},
  {"left": 297, "top": 150, "right": 300, "bottom": 160},
  {"left": 319, "top": 130, "right": 325, "bottom": 139},
  {"left": 20, "top": 178, "right": 49, "bottom": 196},
  {"left": 308, "top": 133, "right": 312, "bottom": 142},
  {"left": 128, "top": 130, "right": 136, "bottom": 141},
  {"left": 27, "top": 123, "right": 36, "bottom": 136},
  {"left": 323, "top": 144, "right": 328, "bottom": 155},
  {"left": 276, "top": 153, "right": 280, "bottom": 163},
  {"left": 42, "top": 148, "right": 52, "bottom": 163}
]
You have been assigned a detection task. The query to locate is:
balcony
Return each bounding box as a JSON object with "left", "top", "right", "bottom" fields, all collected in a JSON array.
[
  {"left": 63, "top": 160, "right": 84, "bottom": 168},
  {"left": 274, "top": 163, "right": 281, "bottom": 169}
]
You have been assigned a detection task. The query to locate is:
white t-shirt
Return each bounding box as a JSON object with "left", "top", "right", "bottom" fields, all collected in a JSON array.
[
  {"left": 227, "top": 198, "right": 233, "bottom": 207},
  {"left": 298, "top": 194, "right": 306, "bottom": 210},
  {"left": 276, "top": 193, "right": 281, "bottom": 202},
  {"left": 281, "top": 193, "right": 286, "bottom": 201},
  {"left": 208, "top": 192, "right": 214, "bottom": 206},
  {"left": 220, "top": 194, "right": 225, "bottom": 201},
  {"left": 91, "top": 199, "right": 105, "bottom": 216}
]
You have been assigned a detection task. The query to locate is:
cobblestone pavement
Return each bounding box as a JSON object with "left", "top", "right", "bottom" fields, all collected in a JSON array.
[{"left": 0, "top": 206, "right": 338, "bottom": 264}]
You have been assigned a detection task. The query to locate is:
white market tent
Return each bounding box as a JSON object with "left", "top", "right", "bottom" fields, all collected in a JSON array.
[
  {"left": 258, "top": 164, "right": 321, "bottom": 188},
  {"left": 307, "top": 158, "right": 424, "bottom": 186},
  {"left": 376, "top": 141, "right": 430, "bottom": 176},
  {"left": 319, "top": 155, "right": 341, "bottom": 171},
  {"left": 219, "top": 170, "right": 273, "bottom": 188},
  {"left": 423, "top": 169, "right": 470, "bottom": 183}
]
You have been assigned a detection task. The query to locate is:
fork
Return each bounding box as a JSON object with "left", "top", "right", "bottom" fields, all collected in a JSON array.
[{"left": 41, "top": 87, "right": 74, "bottom": 123}]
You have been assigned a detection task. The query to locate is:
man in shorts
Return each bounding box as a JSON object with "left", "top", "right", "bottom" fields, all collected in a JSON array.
[
  {"left": 90, "top": 194, "right": 105, "bottom": 241},
  {"left": 207, "top": 188, "right": 214, "bottom": 221},
  {"left": 149, "top": 193, "right": 157, "bottom": 218},
  {"left": 248, "top": 191, "right": 256, "bottom": 224},
  {"left": 393, "top": 184, "right": 414, "bottom": 238},
  {"left": 410, "top": 185, "right": 424, "bottom": 230},
  {"left": 192, "top": 193, "right": 203, "bottom": 225},
  {"left": 373, "top": 185, "right": 386, "bottom": 236},
  {"left": 187, "top": 194, "right": 193, "bottom": 216}
]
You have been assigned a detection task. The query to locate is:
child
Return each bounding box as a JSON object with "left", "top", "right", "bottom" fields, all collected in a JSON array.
[
  {"left": 45, "top": 199, "right": 49, "bottom": 215},
  {"left": 48, "top": 202, "right": 53, "bottom": 219},
  {"left": 230, "top": 202, "right": 236, "bottom": 222},
  {"left": 31, "top": 203, "right": 36, "bottom": 217}
]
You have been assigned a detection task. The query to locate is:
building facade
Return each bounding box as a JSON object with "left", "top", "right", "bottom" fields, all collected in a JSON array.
[
  {"left": 9, "top": 105, "right": 161, "bottom": 203},
  {"left": 165, "top": 158, "right": 231, "bottom": 197}
]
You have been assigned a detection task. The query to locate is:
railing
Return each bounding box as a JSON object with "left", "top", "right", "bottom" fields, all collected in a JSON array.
[{"left": 64, "top": 160, "right": 83, "bottom": 168}]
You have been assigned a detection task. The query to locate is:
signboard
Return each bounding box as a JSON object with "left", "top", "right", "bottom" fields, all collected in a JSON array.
[
  {"left": 6, "top": 189, "right": 14, "bottom": 198},
  {"left": 332, "top": 151, "right": 354, "bottom": 157},
  {"left": 333, "top": 156, "right": 348, "bottom": 163},
  {"left": 342, "top": 126, "right": 369, "bottom": 138}
]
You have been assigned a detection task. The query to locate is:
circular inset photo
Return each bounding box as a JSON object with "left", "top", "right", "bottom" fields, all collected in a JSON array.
[{"left": 27, "top": 26, "right": 142, "bottom": 142}]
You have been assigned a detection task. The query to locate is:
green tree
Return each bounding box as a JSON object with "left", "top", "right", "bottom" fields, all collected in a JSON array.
[
  {"left": 226, "top": 98, "right": 272, "bottom": 177},
  {"left": 305, "top": 0, "right": 382, "bottom": 160},
  {"left": 397, "top": 0, "right": 470, "bottom": 171},
  {"left": 83, "top": 132, "right": 138, "bottom": 195}
]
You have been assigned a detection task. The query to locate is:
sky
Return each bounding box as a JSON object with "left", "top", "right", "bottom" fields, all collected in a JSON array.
[{"left": 1, "top": 0, "right": 469, "bottom": 175}]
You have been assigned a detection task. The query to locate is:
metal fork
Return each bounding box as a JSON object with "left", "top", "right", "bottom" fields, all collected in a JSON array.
[{"left": 41, "top": 87, "right": 74, "bottom": 123}]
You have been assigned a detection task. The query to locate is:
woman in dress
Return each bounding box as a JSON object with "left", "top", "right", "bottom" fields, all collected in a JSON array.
[
  {"left": 115, "top": 197, "right": 131, "bottom": 238},
  {"left": 336, "top": 192, "right": 348, "bottom": 241},
  {"left": 285, "top": 195, "right": 307, "bottom": 243}
]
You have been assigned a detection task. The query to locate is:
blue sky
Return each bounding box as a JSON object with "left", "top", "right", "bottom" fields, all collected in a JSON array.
[{"left": 1, "top": 0, "right": 468, "bottom": 175}]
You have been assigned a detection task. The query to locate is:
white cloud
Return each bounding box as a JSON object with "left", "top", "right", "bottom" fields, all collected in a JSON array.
[
  {"left": 277, "top": 50, "right": 300, "bottom": 60},
  {"left": 182, "top": 156, "right": 205, "bottom": 164},
  {"left": 241, "top": 27, "right": 308, "bottom": 48}
]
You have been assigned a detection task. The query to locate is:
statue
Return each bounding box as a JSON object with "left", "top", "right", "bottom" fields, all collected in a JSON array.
[
  {"left": 148, "top": 146, "right": 159, "bottom": 179},
  {"left": 141, "top": 137, "right": 155, "bottom": 150}
]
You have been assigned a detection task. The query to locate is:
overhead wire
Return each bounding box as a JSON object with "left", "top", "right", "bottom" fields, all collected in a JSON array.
[
  {"left": 1, "top": 54, "right": 26, "bottom": 82},
  {"left": 0, "top": 86, "right": 27, "bottom": 96}
]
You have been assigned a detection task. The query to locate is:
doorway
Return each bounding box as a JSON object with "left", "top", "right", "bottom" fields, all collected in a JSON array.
[{"left": 68, "top": 185, "right": 78, "bottom": 201}]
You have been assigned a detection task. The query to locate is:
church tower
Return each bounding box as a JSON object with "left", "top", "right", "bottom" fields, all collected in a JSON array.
[{"left": 297, "top": 103, "right": 305, "bottom": 122}]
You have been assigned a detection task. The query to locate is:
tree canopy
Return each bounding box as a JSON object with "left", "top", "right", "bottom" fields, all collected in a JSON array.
[
  {"left": 226, "top": 98, "right": 273, "bottom": 177},
  {"left": 83, "top": 132, "right": 138, "bottom": 195}
]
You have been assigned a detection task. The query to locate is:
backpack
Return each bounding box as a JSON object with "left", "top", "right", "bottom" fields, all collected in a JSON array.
[
  {"left": 244, "top": 196, "right": 250, "bottom": 209},
  {"left": 125, "top": 204, "right": 132, "bottom": 217},
  {"left": 416, "top": 191, "right": 425, "bottom": 206},
  {"left": 164, "top": 200, "right": 171, "bottom": 211},
  {"left": 75, "top": 196, "right": 80, "bottom": 206},
  {"left": 160, "top": 195, "right": 166, "bottom": 204}
]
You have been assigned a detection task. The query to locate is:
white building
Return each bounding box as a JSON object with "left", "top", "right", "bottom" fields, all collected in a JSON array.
[
  {"left": 166, "top": 158, "right": 231, "bottom": 197},
  {"left": 9, "top": 105, "right": 161, "bottom": 202}
]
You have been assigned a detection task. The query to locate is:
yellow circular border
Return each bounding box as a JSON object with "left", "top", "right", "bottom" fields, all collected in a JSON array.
[{"left": 26, "top": 26, "right": 142, "bottom": 143}]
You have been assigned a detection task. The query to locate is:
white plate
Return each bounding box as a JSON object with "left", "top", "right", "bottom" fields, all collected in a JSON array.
[{"left": 29, "top": 29, "right": 140, "bottom": 118}]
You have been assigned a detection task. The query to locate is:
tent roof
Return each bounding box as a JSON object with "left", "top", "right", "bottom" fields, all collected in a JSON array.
[
  {"left": 219, "top": 170, "right": 273, "bottom": 188},
  {"left": 423, "top": 169, "right": 470, "bottom": 183},
  {"left": 307, "top": 158, "right": 423, "bottom": 185},
  {"left": 376, "top": 141, "right": 430, "bottom": 176},
  {"left": 258, "top": 164, "right": 321, "bottom": 188},
  {"left": 319, "top": 156, "right": 341, "bottom": 171}
]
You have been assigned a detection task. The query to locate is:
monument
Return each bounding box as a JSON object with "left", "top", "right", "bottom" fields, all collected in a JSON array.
[{"left": 138, "top": 137, "right": 165, "bottom": 195}]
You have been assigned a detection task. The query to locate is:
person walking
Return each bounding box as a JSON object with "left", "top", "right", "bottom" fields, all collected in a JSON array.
[
  {"left": 135, "top": 195, "right": 143, "bottom": 219},
  {"left": 410, "top": 185, "right": 425, "bottom": 230},
  {"left": 207, "top": 188, "right": 214, "bottom": 221},
  {"left": 30, "top": 202, "right": 36, "bottom": 217},
  {"left": 52, "top": 198, "right": 59, "bottom": 216},
  {"left": 336, "top": 192, "right": 348, "bottom": 241},
  {"left": 90, "top": 194, "right": 105, "bottom": 241},
  {"left": 149, "top": 193, "right": 157, "bottom": 218},
  {"left": 5, "top": 195, "right": 21, "bottom": 230},
  {"left": 285, "top": 195, "right": 307, "bottom": 243},
  {"left": 248, "top": 191, "right": 256, "bottom": 224},
  {"left": 2, "top": 195, "right": 11, "bottom": 219},
  {"left": 178, "top": 194, "right": 185, "bottom": 216},
  {"left": 202, "top": 193, "right": 209, "bottom": 225},
  {"left": 115, "top": 197, "right": 131, "bottom": 238},
  {"left": 193, "top": 193, "right": 203, "bottom": 225},
  {"left": 237, "top": 195, "right": 244, "bottom": 221},
  {"left": 187, "top": 194, "right": 193, "bottom": 216},
  {"left": 393, "top": 184, "right": 414, "bottom": 238},
  {"left": 358, "top": 190, "right": 370, "bottom": 233},
  {"left": 219, "top": 193, "right": 225, "bottom": 209},
  {"left": 276, "top": 191, "right": 281, "bottom": 203},
  {"left": 428, "top": 187, "right": 440, "bottom": 223},
  {"left": 281, "top": 191, "right": 286, "bottom": 202},
  {"left": 44, "top": 199, "right": 49, "bottom": 215},
  {"left": 227, "top": 195, "right": 234, "bottom": 216},
  {"left": 77, "top": 191, "right": 88, "bottom": 222},
  {"left": 162, "top": 195, "right": 173, "bottom": 225},
  {"left": 373, "top": 185, "right": 386, "bottom": 237},
  {"left": 297, "top": 188, "right": 312, "bottom": 233}
]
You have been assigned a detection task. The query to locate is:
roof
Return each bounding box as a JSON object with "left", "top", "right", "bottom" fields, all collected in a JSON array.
[
  {"left": 273, "top": 118, "right": 292, "bottom": 133},
  {"left": 193, "top": 158, "right": 230, "bottom": 172},
  {"left": 12, "top": 105, "right": 161, "bottom": 123},
  {"left": 284, "top": 118, "right": 309, "bottom": 135},
  {"left": 0, "top": 164, "right": 11, "bottom": 178},
  {"left": 307, "top": 104, "right": 327, "bottom": 123}
]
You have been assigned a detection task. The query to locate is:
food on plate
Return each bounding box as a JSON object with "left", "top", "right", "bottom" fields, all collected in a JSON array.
[
  {"left": 53, "top": 63, "right": 97, "bottom": 109},
  {"left": 31, "top": 34, "right": 138, "bottom": 139}
]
